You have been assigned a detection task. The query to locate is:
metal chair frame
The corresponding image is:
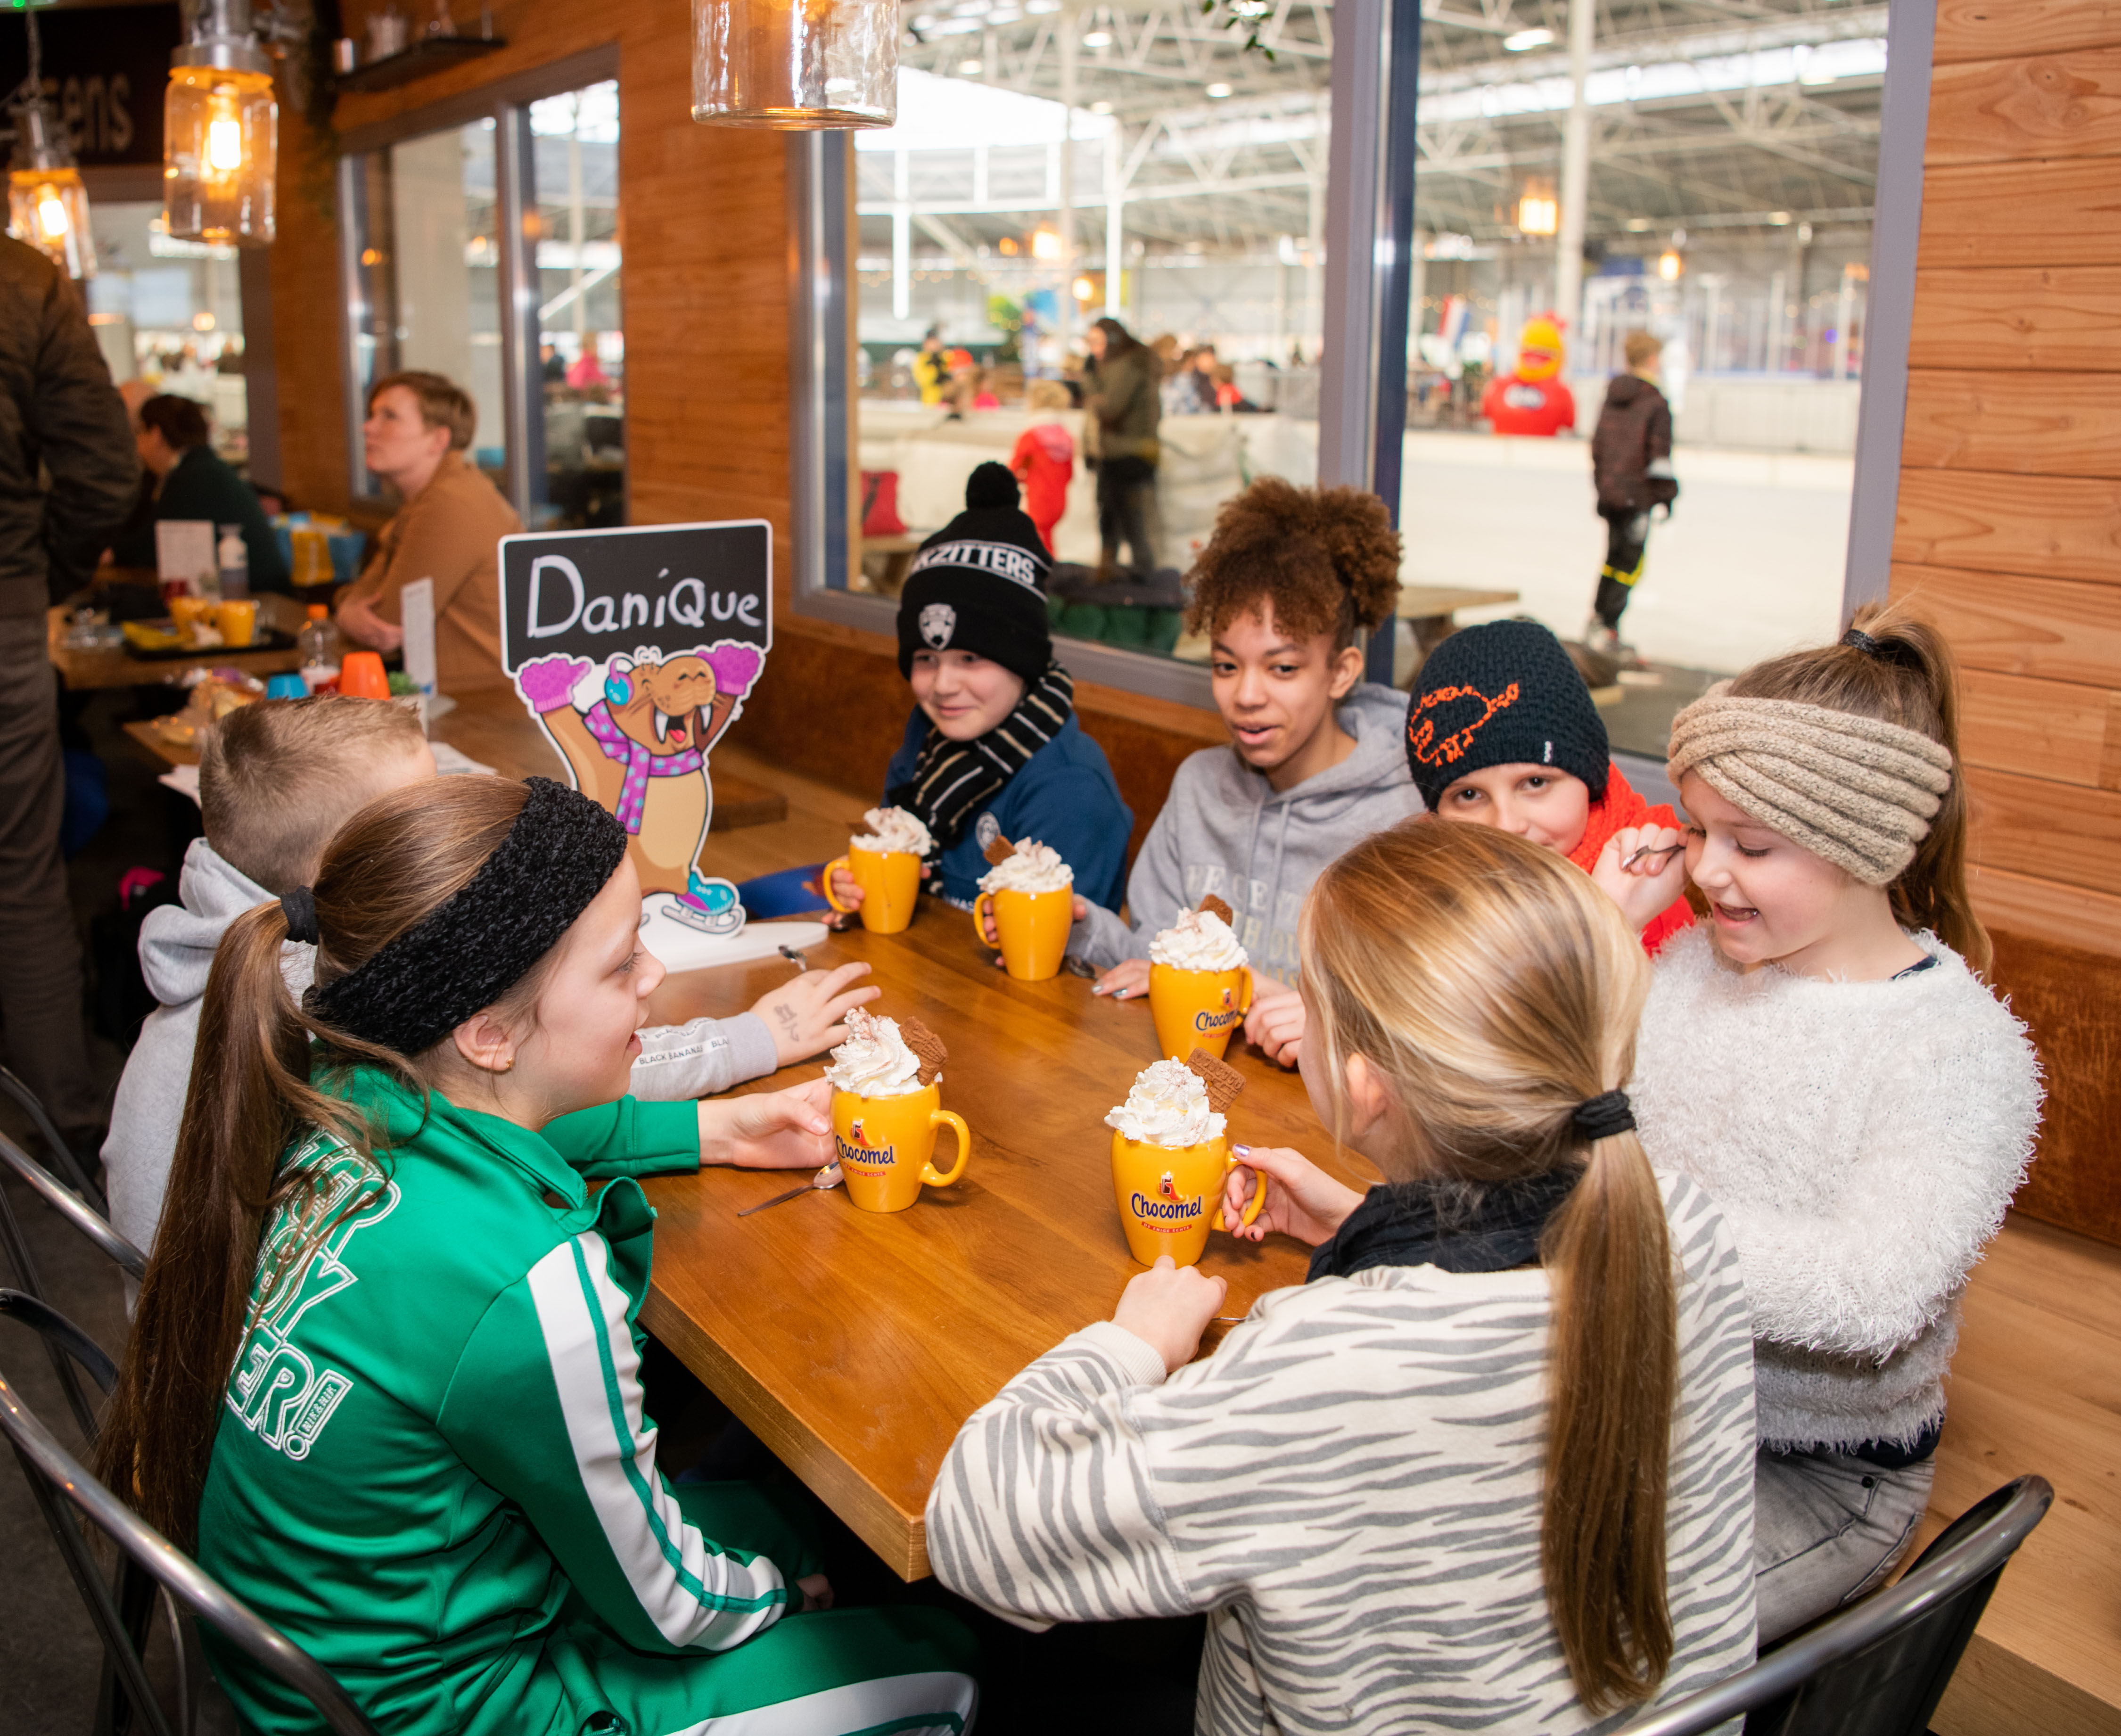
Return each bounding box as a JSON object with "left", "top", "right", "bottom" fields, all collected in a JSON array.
[
  {"left": 0, "top": 1062, "right": 107, "bottom": 1206},
  {"left": 0, "top": 1130, "right": 147, "bottom": 1441},
  {"left": 1618, "top": 1476, "right": 2054, "bottom": 1736},
  {"left": 0, "top": 1334, "right": 380, "bottom": 1736}
]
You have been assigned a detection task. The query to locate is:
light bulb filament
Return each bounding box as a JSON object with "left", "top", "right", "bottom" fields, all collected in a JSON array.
[
  {"left": 208, "top": 115, "right": 245, "bottom": 173},
  {"left": 37, "top": 187, "right": 69, "bottom": 238}
]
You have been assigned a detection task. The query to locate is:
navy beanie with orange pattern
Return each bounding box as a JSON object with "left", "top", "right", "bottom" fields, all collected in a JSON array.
[{"left": 1405, "top": 619, "right": 1610, "bottom": 809}]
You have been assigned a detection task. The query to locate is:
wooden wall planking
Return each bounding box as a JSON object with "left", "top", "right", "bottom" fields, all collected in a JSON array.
[
  {"left": 1925, "top": 49, "right": 2121, "bottom": 164},
  {"left": 1898, "top": 1, "right": 2121, "bottom": 1248},
  {"left": 1900, "top": 370, "right": 2121, "bottom": 475},
  {"left": 1892, "top": 564, "right": 2121, "bottom": 687},
  {"left": 1905, "top": 267, "right": 2121, "bottom": 370}
]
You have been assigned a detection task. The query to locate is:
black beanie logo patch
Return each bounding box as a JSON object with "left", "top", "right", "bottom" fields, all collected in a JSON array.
[
  {"left": 919, "top": 602, "right": 957, "bottom": 649},
  {"left": 1407, "top": 681, "right": 1522, "bottom": 768}
]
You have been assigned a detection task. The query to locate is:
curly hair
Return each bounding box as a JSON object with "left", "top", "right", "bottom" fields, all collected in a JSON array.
[{"left": 1185, "top": 478, "right": 1402, "bottom": 649}]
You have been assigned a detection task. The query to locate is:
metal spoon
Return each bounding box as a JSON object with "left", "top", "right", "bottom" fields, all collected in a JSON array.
[
  {"left": 737, "top": 1162, "right": 843, "bottom": 1217},
  {"left": 1622, "top": 839, "right": 1687, "bottom": 872}
]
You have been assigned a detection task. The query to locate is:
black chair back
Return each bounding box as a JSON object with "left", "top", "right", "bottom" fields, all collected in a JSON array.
[
  {"left": 0, "top": 1314, "right": 379, "bottom": 1736},
  {"left": 1616, "top": 1476, "right": 2053, "bottom": 1736},
  {"left": 0, "top": 1131, "right": 147, "bottom": 1440}
]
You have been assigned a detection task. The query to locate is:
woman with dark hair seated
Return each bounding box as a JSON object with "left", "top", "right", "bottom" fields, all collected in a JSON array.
[{"left": 109, "top": 393, "right": 290, "bottom": 591}]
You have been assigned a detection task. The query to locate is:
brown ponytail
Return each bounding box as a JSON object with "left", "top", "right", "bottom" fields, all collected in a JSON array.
[
  {"left": 1726, "top": 602, "right": 1988, "bottom": 976},
  {"left": 96, "top": 776, "right": 533, "bottom": 1548},
  {"left": 1304, "top": 821, "right": 1677, "bottom": 1713}
]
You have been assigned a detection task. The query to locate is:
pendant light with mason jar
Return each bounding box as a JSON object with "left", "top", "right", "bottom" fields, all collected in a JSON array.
[
  {"left": 164, "top": 0, "right": 279, "bottom": 248},
  {"left": 6, "top": 7, "right": 96, "bottom": 280}
]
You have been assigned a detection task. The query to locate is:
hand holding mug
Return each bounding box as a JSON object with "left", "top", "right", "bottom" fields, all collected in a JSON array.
[
  {"left": 1111, "top": 1255, "right": 1228, "bottom": 1375},
  {"left": 1222, "top": 1144, "right": 1365, "bottom": 1247},
  {"left": 827, "top": 864, "right": 865, "bottom": 911},
  {"left": 697, "top": 1079, "right": 835, "bottom": 1170},
  {"left": 979, "top": 892, "right": 1091, "bottom": 948},
  {"left": 1242, "top": 983, "right": 1305, "bottom": 1069}
]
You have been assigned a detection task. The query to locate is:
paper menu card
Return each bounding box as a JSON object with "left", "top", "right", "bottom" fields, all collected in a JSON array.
[
  {"left": 155, "top": 521, "right": 216, "bottom": 590},
  {"left": 399, "top": 576, "right": 438, "bottom": 693}
]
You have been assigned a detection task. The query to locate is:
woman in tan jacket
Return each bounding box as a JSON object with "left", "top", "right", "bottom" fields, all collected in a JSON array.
[{"left": 337, "top": 370, "right": 521, "bottom": 692}]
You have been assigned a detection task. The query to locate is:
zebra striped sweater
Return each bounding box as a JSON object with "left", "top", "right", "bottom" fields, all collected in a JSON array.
[{"left": 927, "top": 1171, "right": 1759, "bottom": 1735}]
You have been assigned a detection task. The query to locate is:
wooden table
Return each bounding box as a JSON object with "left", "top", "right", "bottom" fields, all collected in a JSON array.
[
  {"left": 117, "top": 687, "right": 791, "bottom": 832},
  {"left": 1396, "top": 584, "right": 1523, "bottom": 665},
  {"left": 49, "top": 603, "right": 304, "bottom": 691},
  {"left": 636, "top": 906, "right": 1373, "bottom": 1581}
]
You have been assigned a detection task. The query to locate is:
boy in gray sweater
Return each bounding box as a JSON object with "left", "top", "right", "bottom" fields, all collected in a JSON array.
[
  {"left": 103, "top": 698, "right": 872, "bottom": 1284},
  {"left": 1069, "top": 479, "right": 1420, "bottom": 1066}
]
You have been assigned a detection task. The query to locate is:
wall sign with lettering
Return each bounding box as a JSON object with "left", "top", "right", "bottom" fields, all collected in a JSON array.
[
  {"left": 0, "top": 6, "right": 181, "bottom": 166},
  {"left": 500, "top": 520, "right": 772, "bottom": 936}
]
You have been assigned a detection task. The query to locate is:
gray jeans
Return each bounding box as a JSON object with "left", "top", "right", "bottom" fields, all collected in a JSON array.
[
  {"left": 0, "top": 611, "right": 96, "bottom": 1132},
  {"left": 1754, "top": 1445, "right": 1936, "bottom": 1644}
]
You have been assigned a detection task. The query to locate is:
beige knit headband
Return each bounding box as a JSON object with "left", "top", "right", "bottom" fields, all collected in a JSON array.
[{"left": 1666, "top": 684, "right": 1954, "bottom": 885}]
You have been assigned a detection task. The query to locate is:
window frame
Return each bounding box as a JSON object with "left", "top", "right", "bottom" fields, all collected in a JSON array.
[{"left": 335, "top": 43, "right": 621, "bottom": 520}]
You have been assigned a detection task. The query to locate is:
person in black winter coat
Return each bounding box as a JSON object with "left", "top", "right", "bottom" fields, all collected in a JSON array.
[
  {"left": 1588, "top": 329, "right": 1678, "bottom": 649},
  {"left": 0, "top": 234, "right": 140, "bottom": 1148}
]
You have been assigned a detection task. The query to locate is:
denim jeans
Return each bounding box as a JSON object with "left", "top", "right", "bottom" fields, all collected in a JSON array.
[
  {"left": 1754, "top": 1445, "right": 1936, "bottom": 1644},
  {"left": 1095, "top": 455, "right": 1158, "bottom": 578}
]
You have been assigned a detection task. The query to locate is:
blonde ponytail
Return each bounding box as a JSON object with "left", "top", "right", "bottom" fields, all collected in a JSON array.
[
  {"left": 1541, "top": 1128, "right": 1678, "bottom": 1711},
  {"left": 1303, "top": 821, "right": 1679, "bottom": 1712}
]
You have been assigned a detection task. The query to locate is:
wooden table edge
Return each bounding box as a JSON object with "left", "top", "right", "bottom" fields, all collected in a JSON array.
[{"left": 638, "top": 1288, "right": 930, "bottom": 1581}]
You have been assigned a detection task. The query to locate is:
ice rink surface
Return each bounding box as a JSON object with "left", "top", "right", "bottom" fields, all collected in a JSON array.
[{"left": 1398, "top": 429, "right": 1853, "bottom": 675}]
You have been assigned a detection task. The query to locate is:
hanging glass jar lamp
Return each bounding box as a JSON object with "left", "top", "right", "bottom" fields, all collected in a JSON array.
[
  {"left": 164, "top": 0, "right": 278, "bottom": 247},
  {"left": 692, "top": 0, "right": 899, "bottom": 128},
  {"left": 8, "top": 97, "right": 96, "bottom": 280},
  {"left": 7, "top": 7, "right": 96, "bottom": 281}
]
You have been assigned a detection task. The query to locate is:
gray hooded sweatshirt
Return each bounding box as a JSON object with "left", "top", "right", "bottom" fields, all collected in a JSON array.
[
  {"left": 103, "top": 838, "right": 777, "bottom": 1283},
  {"left": 1069, "top": 683, "right": 1422, "bottom": 981}
]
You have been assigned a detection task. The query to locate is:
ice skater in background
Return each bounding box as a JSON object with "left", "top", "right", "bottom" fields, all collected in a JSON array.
[
  {"left": 1010, "top": 379, "right": 1077, "bottom": 555},
  {"left": 516, "top": 641, "right": 764, "bottom": 932},
  {"left": 1588, "top": 329, "right": 1679, "bottom": 657}
]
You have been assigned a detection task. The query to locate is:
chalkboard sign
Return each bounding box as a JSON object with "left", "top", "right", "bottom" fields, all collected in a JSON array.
[
  {"left": 499, "top": 520, "right": 773, "bottom": 916},
  {"left": 0, "top": 7, "right": 181, "bottom": 167},
  {"left": 497, "top": 519, "right": 771, "bottom": 673}
]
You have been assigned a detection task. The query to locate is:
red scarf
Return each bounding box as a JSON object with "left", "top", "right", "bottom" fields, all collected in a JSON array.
[{"left": 1568, "top": 762, "right": 1695, "bottom": 955}]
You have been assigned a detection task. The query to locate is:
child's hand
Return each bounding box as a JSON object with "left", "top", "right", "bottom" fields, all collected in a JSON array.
[
  {"left": 748, "top": 962, "right": 880, "bottom": 1068},
  {"left": 1110, "top": 1255, "right": 1228, "bottom": 1375},
  {"left": 1242, "top": 982, "right": 1305, "bottom": 1069},
  {"left": 1222, "top": 1145, "right": 1365, "bottom": 1248},
  {"left": 796, "top": 1572, "right": 834, "bottom": 1613},
  {"left": 697, "top": 1079, "right": 834, "bottom": 1169},
  {"left": 1093, "top": 958, "right": 1151, "bottom": 1000},
  {"left": 1591, "top": 824, "right": 1688, "bottom": 933},
  {"left": 828, "top": 864, "right": 865, "bottom": 910}
]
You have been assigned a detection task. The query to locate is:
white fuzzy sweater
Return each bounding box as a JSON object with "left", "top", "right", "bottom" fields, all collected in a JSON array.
[{"left": 1631, "top": 926, "right": 2041, "bottom": 1453}]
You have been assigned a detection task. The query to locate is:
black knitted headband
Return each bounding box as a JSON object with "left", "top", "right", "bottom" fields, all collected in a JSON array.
[{"left": 304, "top": 777, "right": 628, "bottom": 1057}]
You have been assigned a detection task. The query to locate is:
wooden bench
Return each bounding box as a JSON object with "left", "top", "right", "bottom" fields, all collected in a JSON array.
[{"left": 1396, "top": 584, "right": 1522, "bottom": 665}]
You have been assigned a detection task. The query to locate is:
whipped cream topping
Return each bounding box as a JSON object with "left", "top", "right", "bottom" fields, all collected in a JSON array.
[
  {"left": 978, "top": 838, "right": 1074, "bottom": 896},
  {"left": 822, "top": 1009, "right": 928, "bottom": 1096},
  {"left": 1106, "top": 1058, "right": 1225, "bottom": 1146},
  {"left": 849, "top": 806, "right": 934, "bottom": 856},
  {"left": 1150, "top": 907, "right": 1248, "bottom": 971}
]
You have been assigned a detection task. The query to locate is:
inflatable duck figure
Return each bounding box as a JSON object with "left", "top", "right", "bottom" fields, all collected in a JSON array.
[{"left": 1480, "top": 314, "right": 1578, "bottom": 437}]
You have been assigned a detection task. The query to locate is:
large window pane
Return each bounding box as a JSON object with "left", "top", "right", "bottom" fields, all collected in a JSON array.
[
  {"left": 851, "top": 8, "right": 1330, "bottom": 667},
  {"left": 347, "top": 117, "right": 506, "bottom": 495},
  {"left": 1406, "top": 5, "right": 1883, "bottom": 754},
  {"left": 84, "top": 202, "right": 248, "bottom": 467},
  {"left": 532, "top": 79, "right": 624, "bottom": 531}
]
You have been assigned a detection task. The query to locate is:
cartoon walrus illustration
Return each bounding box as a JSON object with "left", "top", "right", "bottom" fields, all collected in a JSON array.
[{"left": 516, "top": 643, "right": 764, "bottom": 929}]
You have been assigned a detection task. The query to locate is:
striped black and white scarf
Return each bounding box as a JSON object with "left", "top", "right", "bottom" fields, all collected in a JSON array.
[{"left": 888, "top": 660, "right": 1074, "bottom": 889}]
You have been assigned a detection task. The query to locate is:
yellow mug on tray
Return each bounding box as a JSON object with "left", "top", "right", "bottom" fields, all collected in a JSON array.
[
  {"left": 1110, "top": 1131, "right": 1265, "bottom": 1267},
  {"left": 831, "top": 1082, "right": 971, "bottom": 1213},
  {"left": 823, "top": 847, "right": 922, "bottom": 934},
  {"left": 1148, "top": 963, "right": 1254, "bottom": 1062},
  {"left": 973, "top": 886, "right": 1073, "bottom": 982}
]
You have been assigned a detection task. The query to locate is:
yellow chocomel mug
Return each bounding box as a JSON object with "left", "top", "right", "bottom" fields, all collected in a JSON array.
[
  {"left": 1110, "top": 1132, "right": 1265, "bottom": 1267},
  {"left": 823, "top": 847, "right": 923, "bottom": 934},
  {"left": 1148, "top": 963, "right": 1253, "bottom": 1061},
  {"left": 973, "top": 886, "right": 1073, "bottom": 982},
  {"left": 831, "top": 1083, "right": 970, "bottom": 1212}
]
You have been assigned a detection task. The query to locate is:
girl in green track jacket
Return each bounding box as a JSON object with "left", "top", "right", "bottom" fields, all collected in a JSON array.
[{"left": 98, "top": 777, "right": 978, "bottom": 1736}]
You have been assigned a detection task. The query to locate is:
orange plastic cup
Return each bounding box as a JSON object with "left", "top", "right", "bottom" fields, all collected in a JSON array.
[{"left": 338, "top": 650, "right": 390, "bottom": 699}]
